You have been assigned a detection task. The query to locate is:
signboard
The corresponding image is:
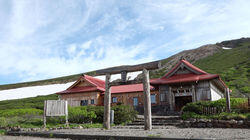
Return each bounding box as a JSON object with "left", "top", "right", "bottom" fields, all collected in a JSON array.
[
  {"left": 43, "top": 100, "right": 68, "bottom": 127},
  {"left": 45, "top": 100, "right": 68, "bottom": 116}
]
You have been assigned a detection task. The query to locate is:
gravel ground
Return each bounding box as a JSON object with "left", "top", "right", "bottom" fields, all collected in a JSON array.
[
  {"left": 0, "top": 136, "right": 68, "bottom": 140},
  {"left": 50, "top": 128, "right": 250, "bottom": 139}
]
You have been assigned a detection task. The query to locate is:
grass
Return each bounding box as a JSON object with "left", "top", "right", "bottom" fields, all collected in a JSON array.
[
  {"left": 0, "top": 71, "right": 97, "bottom": 90},
  {"left": 0, "top": 94, "right": 58, "bottom": 110},
  {"left": 0, "top": 129, "right": 6, "bottom": 135},
  {"left": 182, "top": 112, "right": 250, "bottom": 120},
  {"left": 194, "top": 44, "right": 250, "bottom": 97}
]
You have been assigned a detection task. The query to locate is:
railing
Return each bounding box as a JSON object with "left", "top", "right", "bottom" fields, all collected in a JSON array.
[
  {"left": 201, "top": 97, "right": 250, "bottom": 115},
  {"left": 201, "top": 106, "right": 226, "bottom": 115}
]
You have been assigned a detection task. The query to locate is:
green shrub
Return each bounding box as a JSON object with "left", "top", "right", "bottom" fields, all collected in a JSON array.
[
  {"left": 47, "top": 116, "right": 66, "bottom": 124},
  {"left": 68, "top": 106, "right": 96, "bottom": 123},
  {"left": 0, "top": 117, "right": 7, "bottom": 127},
  {"left": 85, "top": 106, "right": 104, "bottom": 123},
  {"left": 181, "top": 112, "right": 201, "bottom": 120},
  {"left": 0, "top": 108, "right": 43, "bottom": 117},
  {"left": 182, "top": 98, "right": 248, "bottom": 115},
  {"left": 68, "top": 105, "right": 137, "bottom": 124},
  {"left": 112, "top": 105, "right": 137, "bottom": 124},
  {"left": 217, "top": 112, "right": 248, "bottom": 120},
  {"left": 182, "top": 102, "right": 203, "bottom": 114}
]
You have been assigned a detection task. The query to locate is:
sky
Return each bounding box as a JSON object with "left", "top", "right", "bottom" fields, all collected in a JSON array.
[{"left": 0, "top": 0, "right": 250, "bottom": 85}]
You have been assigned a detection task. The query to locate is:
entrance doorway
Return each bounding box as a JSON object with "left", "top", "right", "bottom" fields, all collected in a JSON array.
[{"left": 175, "top": 96, "right": 192, "bottom": 111}]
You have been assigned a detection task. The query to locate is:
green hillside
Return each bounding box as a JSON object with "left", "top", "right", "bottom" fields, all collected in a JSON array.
[
  {"left": 194, "top": 44, "right": 250, "bottom": 97},
  {"left": 0, "top": 94, "right": 58, "bottom": 110}
]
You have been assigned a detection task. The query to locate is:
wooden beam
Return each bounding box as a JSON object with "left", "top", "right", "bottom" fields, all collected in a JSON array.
[
  {"left": 103, "top": 74, "right": 111, "bottom": 129},
  {"left": 96, "top": 61, "right": 160, "bottom": 75},
  {"left": 109, "top": 79, "right": 143, "bottom": 86},
  {"left": 142, "top": 69, "right": 152, "bottom": 130},
  {"left": 225, "top": 88, "right": 231, "bottom": 112}
]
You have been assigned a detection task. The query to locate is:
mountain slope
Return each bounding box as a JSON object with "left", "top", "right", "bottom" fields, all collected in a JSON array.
[
  {"left": 150, "top": 38, "right": 250, "bottom": 97},
  {"left": 0, "top": 37, "right": 249, "bottom": 98}
]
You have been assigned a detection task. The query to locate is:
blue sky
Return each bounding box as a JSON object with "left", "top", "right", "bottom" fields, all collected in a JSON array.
[{"left": 0, "top": 0, "right": 250, "bottom": 85}]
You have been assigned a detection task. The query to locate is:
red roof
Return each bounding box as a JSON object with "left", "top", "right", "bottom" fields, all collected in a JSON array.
[
  {"left": 110, "top": 84, "right": 154, "bottom": 94},
  {"left": 57, "top": 86, "right": 104, "bottom": 94},
  {"left": 151, "top": 73, "right": 219, "bottom": 85},
  {"left": 151, "top": 59, "right": 226, "bottom": 86},
  {"left": 57, "top": 75, "right": 155, "bottom": 95},
  {"left": 162, "top": 59, "right": 207, "bottom": 78},
  {"left": 57, "top": 75, "right": 105, "bottom": 94},
  {"left": 82, "top": 75, "right": 105, "bottom": 89}
]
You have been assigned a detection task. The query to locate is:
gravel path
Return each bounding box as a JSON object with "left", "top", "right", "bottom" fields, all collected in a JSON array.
[
  {"left": 50, "top": 128, "right": 250, "bottom": 139},
  {"left": 0, "top": 136, "right": 68, "bottom": 140}
]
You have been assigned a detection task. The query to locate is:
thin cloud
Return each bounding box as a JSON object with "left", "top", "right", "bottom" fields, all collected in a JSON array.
[{"left": 0, "top": 0, "right": 250, "bottom": 84}]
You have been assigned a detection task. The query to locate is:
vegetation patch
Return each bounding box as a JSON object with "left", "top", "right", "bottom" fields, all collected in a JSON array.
[
  {"left": 194, "top": 45, "right": 250, "bottom": 97},
  {"left": 0, "top": 94, "right": 58, "bottom": 110},
  {"left": 181, "top": 98, "right": 249, "bottom": 120},
  {"left": 0, "top": 129, "right": 6, "bottom": 135},
  {"left": 0, "top": 105, "right": 137, "bottom": 129}
]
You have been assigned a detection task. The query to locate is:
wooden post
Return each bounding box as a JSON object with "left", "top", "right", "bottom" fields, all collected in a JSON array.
[
  {"left": 226, "top": 88, "right": 231, "bottom": 112},
  {"left": 65, "top": 100, "right": 69, "bottom": 126},
  {"left": 142, "top": 69, "right": 152, "bottom": 130},
  {"left": 43, "top": 100, "right": 47, "bottom": 128},
  {"left": 121, "top": 71, "right": 127, "bottom": 82},
  {"left": 103, "top": 74, "right": 111, "bottom": 129},
  {"left": 169, "top": 86, "right": 173, "bottom": 111},
  {"left": 192, "top": 85, "right": 196, "bottom": 102}
]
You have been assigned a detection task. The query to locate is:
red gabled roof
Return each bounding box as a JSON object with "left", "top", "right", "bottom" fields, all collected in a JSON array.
[
  {"left": 151, "top": 59, "right": 226, "bottom": 86},
  {"left": 110, "top": 84, "right": 155, "bottom": 94},
  {"left": 57, "top": 75, "right": 105, "bottom": 94},
  {"left": 83, "top": 75, "right": 105, "bottom": 89},
  {"left": 57, "top": 86, "right": 105, "bottom": 94},
  {"left": 162, "top": 59, "right": 207, "bottom": 78},
  {"left": 151, "top": 73, "right": 219, "bottom": 85}
]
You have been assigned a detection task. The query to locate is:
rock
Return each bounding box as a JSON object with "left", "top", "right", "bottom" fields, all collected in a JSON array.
[
  {"left": 207, "top": 123, "right": 213, "bottom": 128},
  {"left": 197, "top": 123, "right": 206, "bottom": 128},
  {"left": 229, "top": 120, "right": 237, "bottom": 125},
  {"left": 79, "top": 125, "right": 83, "bottom": 129},
  {"left": 237, "top": 120, "right": 244, "bottom": 125}
]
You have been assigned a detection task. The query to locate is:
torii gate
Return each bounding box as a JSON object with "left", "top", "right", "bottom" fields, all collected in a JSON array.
[{"left": 97, "top": 61, "right": 160, "bottom": 130}]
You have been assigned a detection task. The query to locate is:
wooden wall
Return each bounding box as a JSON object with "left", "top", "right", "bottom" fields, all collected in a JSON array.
[
  {"left": 196, "top": 80, "right": 211, "bottom": 101},
  {"left": 60, "top": 91, "right": 102, "bottom": 106},
  {"left": 111, "top": 90, "right": 160, "bottom": 107}
]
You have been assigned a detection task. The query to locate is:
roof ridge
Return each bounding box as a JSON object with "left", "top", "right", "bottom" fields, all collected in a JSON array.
[{"left": 161, "top": 59, "right": 207, "bottom": 79}]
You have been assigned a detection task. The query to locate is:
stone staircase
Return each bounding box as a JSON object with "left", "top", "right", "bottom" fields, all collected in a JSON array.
[{"left": 113, "top": 115, "right": 183, "bottom": 129}]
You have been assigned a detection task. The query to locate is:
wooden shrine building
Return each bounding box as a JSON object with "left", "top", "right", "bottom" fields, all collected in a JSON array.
[{"left": 56, "top": 59, "right": 227, "bottom": 114}]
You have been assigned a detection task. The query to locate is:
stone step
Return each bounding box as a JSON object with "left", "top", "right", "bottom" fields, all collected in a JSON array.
[{"left": 135, "top": 117, "right": 181, "bottom": 121}]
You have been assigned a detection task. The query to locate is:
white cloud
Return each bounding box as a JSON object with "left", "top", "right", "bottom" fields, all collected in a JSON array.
[{"left": 0, "top": 0, "right": 250, "bottom": 84}]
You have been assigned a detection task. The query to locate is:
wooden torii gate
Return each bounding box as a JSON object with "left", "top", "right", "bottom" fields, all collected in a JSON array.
[{"left": 99, "top": 61, "right": 160, "bottom": 130}]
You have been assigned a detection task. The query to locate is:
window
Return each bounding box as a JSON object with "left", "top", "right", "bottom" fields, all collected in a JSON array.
[
  {"left": 133, "top": 97, "right": 138, "bottom": 106},
  {"left": 91, "top": 99, "right": 95, "bottom": 104},
  {"left": 112, "top": 97, "right": 117, "bottom": 103},
  {"left": 81, "top": 100, "right": 88, "bottom": 106},
  {"left": 160, "top": 93, "right": 166, "bottom": 102},
  {"left": 150, "top": 94, "right": 156, "bottom": 104}
]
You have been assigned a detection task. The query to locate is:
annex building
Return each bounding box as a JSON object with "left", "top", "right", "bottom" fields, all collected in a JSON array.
[{"left": 56, "top": 59, "right": 227, "bottom": 114}]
